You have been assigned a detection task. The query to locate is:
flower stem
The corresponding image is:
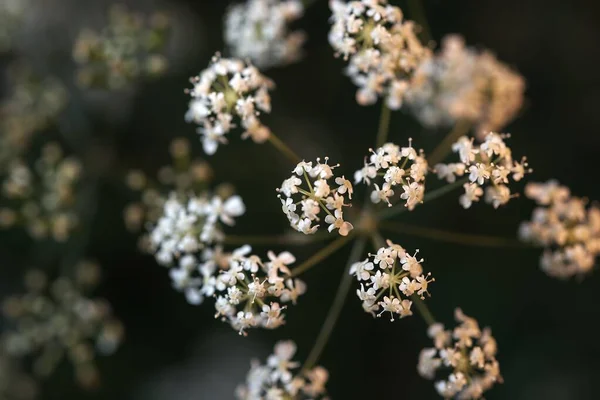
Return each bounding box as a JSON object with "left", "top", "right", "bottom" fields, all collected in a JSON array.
[
  {"left": 380, "top": 221, "right": 529, "bottom": 248},
  {"left": 407, "top": 0, "right": 432, "bottom": 43},
  {"left": 427, "top": 119, "right": 471, "bottom": 165},
  {"left": 411, "top": 295, "right": 437, "bottom": 326},
  {"left": 290, "top": 233, "right": 354, "bottom": 277},
  {"left": 268, "top": 132, "right": 302, "bottom": 164},
  {"left": 375, "top": 102, "right": 392, "bottom": 148},
  {"left": 302, "top": 235, "right": 368, "bottom": 371},
  {"left": 377, "top": 177, "right": 467, "bottom": 220},
  {"left": 224, "top": 232, "right": 332, "bottom": 246}
]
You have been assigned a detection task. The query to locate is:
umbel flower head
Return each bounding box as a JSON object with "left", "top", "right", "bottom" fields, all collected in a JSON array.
[
  {"left": 123, "top": 137, "right": 213, "bottom": 235},
  {"left": 0, "top": 143, "right": 82, "bottom": 242},
  {"left": 224, "top": 0, "right": 306, "bottom": 69},
  {"left": 0, "top": 64, "right": 68, "bottom": 171},
  {"left": 73, "top": 4, "right": 171, "bottom": 89},
  {"left": 1, "top": 263, "right": 124, "bottom": 389},
  {"left": 148, "top": 190, "right": 246, "bottom": 266},
  {"left": 407, "top": 35, "right": 525, "bottom": 139},
  {"left": 519, "top": 181, "right": 600, "bottom": 279},
  {"left": 185, "top": 54, "right": 275, "bottom": 155},
  {"left": 278, "top": 158, "right": 354, "bottom": 236},
  {"left": 236, "top": 340, "right": 329, "bottom": 399},
  {"left": 351, "top": 239, "right": 434, "bottom": 321},
  {"left": 418, "top": 308, "right": 502, "bottom": 399},
  {"left": 435, "top": 132, "right": 531, "bottom": 209},
  {"left": 212, "top": 246, "right": 306, "bottom": 335},
  {"left": 355, "top": 140, "right": 428, "bottom": 210},
  {"left": 328, "top": 0, "right": 431, "bottom": 109}
]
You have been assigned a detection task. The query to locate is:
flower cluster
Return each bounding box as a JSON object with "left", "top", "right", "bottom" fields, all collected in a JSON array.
[
  {"left": 236, "top": 340, "right": 329, "bottom": 399},
  {"left": 328, "top": 0, "right": 431, "bottom": 109},
  {"left": 355, "top": 140, "right": 428, "bottom": 210},
  {"left": 224, "top": 0, "right": 306, "bottom": 69},
  {"left": 435, "top": 132, "right": 530, "bottom": 209},
  {"left": 123, "top": 137, "right": 213, "bottom": 235},
  {"left": 0, "top": 65, "right": 68, "bottom": 171},
  {"left": 278, "top": 158, "right": 354, "bottom": 236},
  {"left": 211, "top": 247, "right": 306, "bottom": 335},
  {"left": 0, "top": 143, "right": 82, "bottom": 242},
  {"left": 418, "top": 309, "right": 502, "bottom": 399},
  {"left": 72, "top": 4, "right": 171, "bottom": 89},
  {"left": 1, "top": 263, "right": 124, "bottom": 389},
  {"left": 148, "top": 191, "right": 245, "bottom": 265},
  {"left": 185, "top": 55, "right": 275, "bottom": 155},
  {"left": 407, "top": 35, "right": 525, "bottom": 139},
  {"left": 519, "top": 181, "right": 600, "bottom": 279},
  {"left": 0, "top": 0, "right": 25, "bottom": 51},
  {"left": 351, "top": 240, "right": 433, "bottom": 321}
]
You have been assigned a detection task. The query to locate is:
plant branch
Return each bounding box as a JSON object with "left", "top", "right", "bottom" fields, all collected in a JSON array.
[
  {"left": 380, "top": 221, "right": 529, "bottom": 248},
  {"left": 290, "top": 233, "right": 354, "bottom": 277},
  {"left": 268, "top": 132, "right": 302, "bottom": 164},
  {"left": 302, "top": 235, "right": 368, "bottom": 371},
  {"left": 375, "top": 102, "right": 392, "bottom": 148},
  {"left": 224, "top": 232, "right": 332, "bottom": 246},
  {"left": 407, "top": 0, "right": 432, "bottom": 44},
  {"left": 427, "top": 119, "right": 471, "bottom": 166},
  {"left": 411, "top": 295, "right": 436, "bottom": 326}
]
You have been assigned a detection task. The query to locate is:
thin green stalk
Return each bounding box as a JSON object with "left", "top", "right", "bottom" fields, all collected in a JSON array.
[
  {"left": 377, "top": 177, "right": 468, "bottom": 220},
  {"left": 411, "top": 295, "right": 436, "bottom": 326},
  {"left": 427, "top": 119, "right": 471, "bottom": 165},
  {"left": 375, "top": 103, "right": 392, "bottom": 148},
  {"left": 302, "top": 235, "right": 368, "bottom": 371},
  {"left": 407, "top": 0, "right": 432, "bottom": 43},
  {"left": 268, "top": 132, "right": 302, "bottom": 164},
  {"left": 290, "top": 233, "right": 354, "bottom": 277},
  {"left": 224, "top": 232, "right": 332, "bottom": 246},
  {"left": 380, "top": 221, "right": 529, "bottom": 248}
]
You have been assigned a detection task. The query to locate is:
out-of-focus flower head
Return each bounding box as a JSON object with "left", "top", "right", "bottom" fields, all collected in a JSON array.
[{"left": 73, "top": 4, "right": 171, "bottom": 90}]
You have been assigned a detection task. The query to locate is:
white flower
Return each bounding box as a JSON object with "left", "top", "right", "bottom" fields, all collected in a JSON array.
[
  {"left": 236, "top": 340, "right": 329, "bottom": 399},
  {"left": 358, "top": 140, "right": 428, "bottom": 210},
  {"left": 353, "top": 240, "right": 433, "bottom": 321},
  {"left": 521, "top": 181, "right": 600, "bottom": 279},
  {"left": 329, "top": 0, "right": 431, "bottom": 108},
  {"left": 224, "top": 0, "right": 306, "bottom": 69},
  {"left": 186, "top": 55, "right": 274, "bottom": 155},
  {"left": 278, "top": 158, "right": 353, "bottom": 236},
  {"left": 418, "top": 309, "right": 502, "bottom": 399}
]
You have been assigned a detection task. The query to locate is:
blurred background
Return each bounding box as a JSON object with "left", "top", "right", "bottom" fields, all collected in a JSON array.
[{"left": 1, "top": 0, "right": 600, "bottom": 399}]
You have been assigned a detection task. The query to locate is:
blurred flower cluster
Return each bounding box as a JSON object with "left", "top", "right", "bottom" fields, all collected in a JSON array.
[
  {"left": 407, "top": 35, "right": 525, "bottom": 139},
  {"left": 1, "top": 262, "right": 124, "bottom": 389},
  {"left": 520, "top": 181, "right": 600, "bottom": 278},
  {"left": 73, "top": 4, "right": 171, "bottom": 89},
  {"left": 0, "top": 143, "right": 82, "bottom": 242},
  {"left": 0, "top": 65, "right": 68, "bottom": 171}
]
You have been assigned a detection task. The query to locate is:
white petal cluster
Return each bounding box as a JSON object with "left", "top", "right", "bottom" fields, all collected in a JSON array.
[
  {"left": 355, "top": 141, "right": 427, "bottom": 210},
  {"left": 436, "top": 132, "right": 530, "bottom": 209},
  {"left": 224, "top": 0, "right": 306, "bottom": 69},
  {"left": 185, "top": 55, "right": 275, "bottom": 155},
  {"left": 149, "top": 191, "right": 246, "bottom": 265},
  {"left": 417, "top": 309, "right": 502, "bottom": 399},
  {"left": 278, "top": 158, "right": 354, "bottom": 236},
  {"left": 236, "top": 340, "right": 329, "bottom": 399},
  {"left": 213, "top": 247, "right": 306, "bottom": 335},
  {"left": 407, "top": 35, "right": 525, "bottom": 140},
  {"left": 519, "top": 181, "right": 600, "bottom": 279},
  {"left": 351, "top": 240, "right": 433, "bottom": 321},
  {"left": 328, "top": 0, "right": 431, "bottom": 109}
]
